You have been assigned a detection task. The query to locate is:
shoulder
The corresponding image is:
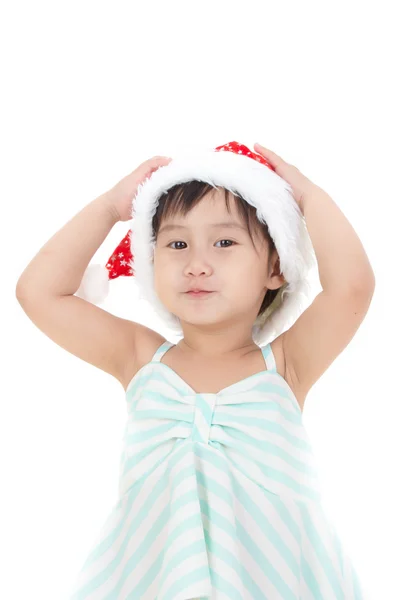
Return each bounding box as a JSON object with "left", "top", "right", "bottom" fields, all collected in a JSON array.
[
  {"left": 120, "top": 323, "right": 167, "bottom": 391},
  {"left": 136, "top": 326, "right": 168, "bottom": 368},
  {"left": 275, "top": 288, "right": 375, "bottom": 411}
]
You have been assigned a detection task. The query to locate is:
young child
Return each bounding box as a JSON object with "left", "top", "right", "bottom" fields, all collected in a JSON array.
[{"left": 16, "top": 141, "right": 374, "bottom": 599}]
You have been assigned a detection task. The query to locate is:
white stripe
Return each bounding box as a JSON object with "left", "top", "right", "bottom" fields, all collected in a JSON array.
[{"left": 198, "top": 456, "right": 302, "bottom": 596}]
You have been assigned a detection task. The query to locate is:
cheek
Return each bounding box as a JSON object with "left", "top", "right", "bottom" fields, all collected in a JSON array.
[
  {"left": 153, "top": 267, "right": 174, "bottom": 298},
  {"left": 153, "top": 275, "right": 168, "bottom": 303},
  {"left": 153, "top": 250, "right": 171, "bottom": 268},
  {"left": 232, "top": 265, "right": 265, "bottom": 295}
]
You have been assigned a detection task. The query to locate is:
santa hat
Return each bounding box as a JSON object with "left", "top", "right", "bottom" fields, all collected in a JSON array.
[{"left": 76, "top": 141, "right": 317, "bottom": 345}]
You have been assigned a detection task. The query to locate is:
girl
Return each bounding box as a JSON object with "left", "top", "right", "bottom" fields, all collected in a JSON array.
[{"left": 16, "top": 141, "right": 373, "bottom": 599}]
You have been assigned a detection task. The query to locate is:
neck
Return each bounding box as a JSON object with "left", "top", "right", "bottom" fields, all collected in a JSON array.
[{"left": 177, "top": 325, "right": 258, "bottom": 360}]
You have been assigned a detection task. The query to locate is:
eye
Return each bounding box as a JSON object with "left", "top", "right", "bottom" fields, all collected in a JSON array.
[
  {"left": 167, "top": 240, "right": 236, "bottom": 249},
  {"left": 216, "top": 239, "right": 235, "bottom": 248}
]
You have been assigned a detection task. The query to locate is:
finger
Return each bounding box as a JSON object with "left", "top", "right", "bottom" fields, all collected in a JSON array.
[
  {"left": 151, "top": 155, "right": 172, "bottom": 163},
  {"left": 138, "top": 156, "right": 171, "bottom": 174},
  {"left": 254, "top": 143, "right": 285, "bottom": 165},
  {"left": 146, "top": 157, "right": 172, "bottom": 176},
  {"left": 153, "top": 157, "right": 172, "bottom": 170}
]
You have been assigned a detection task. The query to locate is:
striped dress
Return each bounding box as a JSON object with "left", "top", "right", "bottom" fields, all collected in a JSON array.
[{"left": 69, "top": 340, "right": 368, "bottom": 600}]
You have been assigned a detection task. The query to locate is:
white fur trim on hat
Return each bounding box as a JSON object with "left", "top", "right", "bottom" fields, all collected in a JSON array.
[
  {"left": 75, "top": 263, "right": 110, "bottom": 305},
  {"left": 130, "top": 146, "right": 318, "bottom": 346}
]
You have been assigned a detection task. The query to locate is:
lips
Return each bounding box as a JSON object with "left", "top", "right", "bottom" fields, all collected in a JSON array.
[{"left": 186, "top": 290, "right": 214, "bottom": 296}]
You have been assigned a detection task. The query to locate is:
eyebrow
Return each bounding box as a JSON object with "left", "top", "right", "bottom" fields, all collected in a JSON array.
[{"left": 158, "top": 221, "right": 247, "bottom": 235}]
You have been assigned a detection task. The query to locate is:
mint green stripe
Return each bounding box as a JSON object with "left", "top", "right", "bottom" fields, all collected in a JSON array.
[{"left": 297, "top": 502, "right": 345, "bottom": 599}]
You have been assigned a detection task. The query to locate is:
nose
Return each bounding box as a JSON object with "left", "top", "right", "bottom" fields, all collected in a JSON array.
[{"left": 183, "top": 248, "right": 213, "bottom": 277}]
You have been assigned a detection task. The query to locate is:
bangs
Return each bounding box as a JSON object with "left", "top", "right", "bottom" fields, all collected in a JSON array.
[{"left": 152, "top": 180, "right": 272, "bottom": 252}]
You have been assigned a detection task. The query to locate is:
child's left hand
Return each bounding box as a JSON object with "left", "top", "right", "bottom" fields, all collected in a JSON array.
[{"left": 254, "top": 143, "right": 322, "bottom": 213}]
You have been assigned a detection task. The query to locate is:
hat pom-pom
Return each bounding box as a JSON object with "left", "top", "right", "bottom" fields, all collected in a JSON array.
[{"left": 75, "top": 263, "right": 110, "bottom": 305}]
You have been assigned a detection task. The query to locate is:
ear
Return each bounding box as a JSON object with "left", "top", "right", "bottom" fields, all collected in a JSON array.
[{"left": 265, "top": 250, "right": 286, "bottom": 291}]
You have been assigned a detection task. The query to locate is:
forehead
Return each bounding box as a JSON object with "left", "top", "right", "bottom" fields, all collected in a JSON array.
[
  {"left": 158, "top": 220, "right": 248, "bottom": 237},
  {"left": 162, "top": 188, "right": 242, "bottom": 223},
  {"left": 159, "top": 188, "right": 244, "bottom": 227}
]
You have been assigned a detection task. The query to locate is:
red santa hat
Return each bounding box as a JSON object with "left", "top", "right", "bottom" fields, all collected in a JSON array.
[{"left": 76, "top": 141, "right": 317, "bottom": 345}]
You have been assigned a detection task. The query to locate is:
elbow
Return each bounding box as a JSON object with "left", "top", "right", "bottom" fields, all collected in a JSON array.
[
  {"left": 352, "top": 275, "right": 376, "bottom": 299},
  {"left": 15, "top": 279, "right": 38, "bottom": 303},
  {"left": 16, "top": 281, "right": 30, "bottom": 303}
]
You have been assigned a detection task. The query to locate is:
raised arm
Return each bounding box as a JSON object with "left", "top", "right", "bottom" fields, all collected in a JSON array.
[{"left": 16, "top": 192, "right": 157, "bottom": 389}]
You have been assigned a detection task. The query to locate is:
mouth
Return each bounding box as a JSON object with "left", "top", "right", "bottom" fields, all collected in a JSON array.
[{"left": 185, "top": 291, "right": 214, "bottom": 297}]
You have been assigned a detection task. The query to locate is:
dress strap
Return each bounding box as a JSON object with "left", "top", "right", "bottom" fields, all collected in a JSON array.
[
  {"left": 151, "top": 340, "right": 175, "bottom": 362},
  {"left": 261, "top": 343, "right": 277, "bottom": 373},
  {"left": 152, "top": 340, "right": 277, "bottom": 372}
]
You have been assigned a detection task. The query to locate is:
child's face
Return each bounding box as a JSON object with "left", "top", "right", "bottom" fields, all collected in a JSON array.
[{"left": 153, "top": 189, "right": 282, "bottom": 329}]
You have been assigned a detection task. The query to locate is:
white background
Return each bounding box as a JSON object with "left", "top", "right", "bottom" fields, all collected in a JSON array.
[{"left": 3, "top": 1, "right": 399, "bottom": 598}]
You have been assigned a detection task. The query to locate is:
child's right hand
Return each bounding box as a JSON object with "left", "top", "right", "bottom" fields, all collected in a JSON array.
[{"left": 106, "top": 155, "right": 173, "bottom": 222}]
